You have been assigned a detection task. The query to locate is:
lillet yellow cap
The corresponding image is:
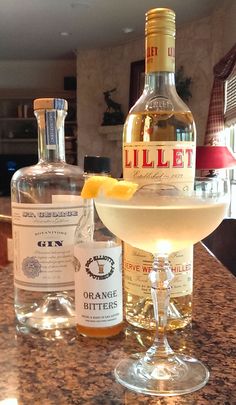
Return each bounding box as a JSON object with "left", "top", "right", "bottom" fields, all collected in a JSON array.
[{"left": 145, "top": 8, "right": 175, "bottom": 37}]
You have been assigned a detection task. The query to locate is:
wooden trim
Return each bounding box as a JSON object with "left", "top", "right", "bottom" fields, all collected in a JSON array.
[
  {"left": 0, "top": 89, "right": 76, "bottom": 99},
  {"left": 129, "top": 59, "right": 145, "bottom": 109}
]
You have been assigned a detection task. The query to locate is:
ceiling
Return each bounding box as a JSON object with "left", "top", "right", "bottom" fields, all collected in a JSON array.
[{"left": 0, "top": 0, "right": 223, "bottom": 60}]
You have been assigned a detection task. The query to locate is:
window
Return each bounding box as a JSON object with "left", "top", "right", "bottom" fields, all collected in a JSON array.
[
  {"left": 225, "top": 71, "right": 236, "bottom": 125},
  {"left": 225, "top": 69, "right": 236, "bottom": 217}
]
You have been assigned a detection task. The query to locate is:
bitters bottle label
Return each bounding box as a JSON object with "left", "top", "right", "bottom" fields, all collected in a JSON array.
[{"left": 74, "top": 243, "right": 122, "bottom": 328}]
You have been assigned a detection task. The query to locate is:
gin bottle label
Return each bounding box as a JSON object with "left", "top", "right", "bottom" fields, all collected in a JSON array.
[{"left": 12, "top": 202, "right": 91, "bottom": 292}]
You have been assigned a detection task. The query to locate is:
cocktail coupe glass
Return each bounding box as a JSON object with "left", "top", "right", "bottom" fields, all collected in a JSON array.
[{"left": 95, "top": 177, "right": 229, "bottom": 396}]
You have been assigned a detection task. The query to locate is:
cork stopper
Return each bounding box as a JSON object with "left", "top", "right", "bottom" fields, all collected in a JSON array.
[
  {"left": 145, "top": 8, "right": 175, "bottom": 37},
  {"left": 33, "top": 98, "right": 68, "bottom": 111}
]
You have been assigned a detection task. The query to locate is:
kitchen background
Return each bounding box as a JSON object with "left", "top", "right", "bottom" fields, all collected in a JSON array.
[{"left": 0, "top": 0, "right": 235, "bottom": 179}]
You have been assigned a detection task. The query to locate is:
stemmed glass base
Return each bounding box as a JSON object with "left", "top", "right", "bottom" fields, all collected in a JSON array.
[
  {"left": 115, "top": 353, "right": 209, "bottom": 396},
  {"left": 115, "top": 253, "right": 210, "bottom": 396}
]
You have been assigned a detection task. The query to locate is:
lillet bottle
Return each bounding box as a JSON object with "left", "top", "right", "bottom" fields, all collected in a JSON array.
[
  {"left": 11, "top": 98, "right": 84, "bottom": 331},
  {"left": 123, "top": 8, "right": 196, "bottom": 330},
  {"left": 74, "top": 156, "right": 123, "bottom": 338}
]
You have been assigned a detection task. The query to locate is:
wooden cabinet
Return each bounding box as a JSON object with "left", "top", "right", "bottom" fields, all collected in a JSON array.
[{"left": 0, "top": 90, "right": 77, "bottom": 164}]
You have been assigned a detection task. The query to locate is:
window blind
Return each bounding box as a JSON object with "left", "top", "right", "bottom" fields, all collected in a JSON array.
[{"left": 225, "top": 68, "right": 236, "bottom": 125}]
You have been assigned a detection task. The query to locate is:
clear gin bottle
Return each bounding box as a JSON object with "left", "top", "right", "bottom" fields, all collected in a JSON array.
[{"left": 11, "top": 98, "right": 84, "bottom": 331}]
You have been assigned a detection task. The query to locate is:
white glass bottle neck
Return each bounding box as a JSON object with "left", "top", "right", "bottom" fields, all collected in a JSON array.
[
  {"left": 144, "top": 72, "right": 176, "bottom": 93},
  {"left": 35, "top": 109, "right": 66, "bottom": 163}
]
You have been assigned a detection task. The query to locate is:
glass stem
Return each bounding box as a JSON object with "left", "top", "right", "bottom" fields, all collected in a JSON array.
[{"left": 145, "top": 254, "right": 175, "bottom": 359}]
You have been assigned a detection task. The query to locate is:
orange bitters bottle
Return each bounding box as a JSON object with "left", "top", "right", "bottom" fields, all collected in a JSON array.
[{"left": 74, "top": 156, "right": 123, "bottom": 337}]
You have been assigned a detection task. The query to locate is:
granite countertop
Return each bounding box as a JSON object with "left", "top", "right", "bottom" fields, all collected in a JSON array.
[
  {"left": 0, "top": 197, "right": 11, "bottom": 218},
  {"left": 0, "top": 243, "right": 235, "bottom": 405}
]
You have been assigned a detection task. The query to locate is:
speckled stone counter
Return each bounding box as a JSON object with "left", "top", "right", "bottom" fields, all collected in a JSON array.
[
  {"left": 0, "top": 197, "right": 12, "bottom": 265},
  {"left": 0, "top": 197, "right": 11, "bottom": 217},
  {"left": 0, "top": 243, "right": 235, "bottom": 405}
]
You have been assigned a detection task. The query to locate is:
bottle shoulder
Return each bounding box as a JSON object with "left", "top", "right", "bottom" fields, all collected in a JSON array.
[
  {"left": 11, "top": 161, "right": 84, "bottom": 202},
  {"left": 130, "top": 87, "right": 192, "bottom": 115},
  {"left": 12, "top": 161, "right": 83, "bottom": 181},
  {"left": 124, "top": 87, "right": 196, "bottom": 143}
]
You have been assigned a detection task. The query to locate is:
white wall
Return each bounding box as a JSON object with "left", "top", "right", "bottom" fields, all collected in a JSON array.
[
  {"left": 76, "top": 40, "right": 144, "bottom": 175},
  {"left": 222, "top": 0, "right": 236, "bottom": 54},
  {"left": 176, "top": 6, "right": 224, "bottom": 146},
  {"left": 0, "top": 60, "right": 76, "bottom": 90}
]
